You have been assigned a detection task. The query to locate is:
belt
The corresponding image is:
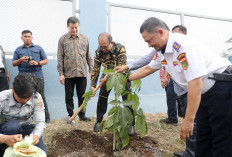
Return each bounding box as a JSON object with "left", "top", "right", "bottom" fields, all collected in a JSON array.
[
  {"left": 224, "top": 65, "right": 232, "bottom": 74},
  {"left": 208, "top": 65, "right": 232, "bottom": 82},
  {"left": 0, "top": 68, "right": 5, "bottom": 73}
]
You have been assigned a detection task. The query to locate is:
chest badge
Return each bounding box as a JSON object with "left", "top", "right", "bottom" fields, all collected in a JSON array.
[
  {"left": 152, "top": 52, "right": 158, "bottom": 60},
  {"left": 177, "top": 53, "right": 189, "bottom": 70},
  {"left": 161, "top": 59, "right": 167, "bottom": 65},
  {"left": 37, "top": 97, "right": 44, "bottom": 108},
  {"left": 173, "top": 61, "right": 178, "bottom": 66},
  {"left": 173, "top": 42, "right": 181, "bottom": 52}
]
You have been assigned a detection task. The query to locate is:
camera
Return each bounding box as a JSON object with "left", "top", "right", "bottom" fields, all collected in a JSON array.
[{"left": 26, "top": 56, "right": 33, "bottom": 63}]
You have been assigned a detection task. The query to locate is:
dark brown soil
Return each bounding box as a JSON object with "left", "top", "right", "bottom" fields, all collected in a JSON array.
[{"left": 48, "top": 129, "right": 161, "bottom": 157}]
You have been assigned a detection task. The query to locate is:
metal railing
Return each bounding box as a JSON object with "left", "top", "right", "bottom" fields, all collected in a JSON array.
[{"left": 107, "top": 2, "right": 232, "bottom": 33}]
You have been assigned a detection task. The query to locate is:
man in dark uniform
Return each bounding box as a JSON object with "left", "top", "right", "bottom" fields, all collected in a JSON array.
[
  {"left": 91, "top": 33, "right": 135, "bottom": 135},
  {"left": 0, "top": 45, "right": 10, "bottom": 92}
]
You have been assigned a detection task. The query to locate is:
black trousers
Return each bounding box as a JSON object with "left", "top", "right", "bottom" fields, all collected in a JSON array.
[
  {"left": 196, "top": 80, "right": 232, "bottom": 157},
  {"left": 178, "top": 93, "right": 196, "bottom": 157},
  {"left": 65, "top": 77, "right": 87, "bottom": 117},
  {"left": 96, "top": 82, "right": 135, "bottom": 126},
  {"left": 164, "top": 78, "right": 178, "bottom": 121},
  {"left": 36, "top": 78, "right": 50, "bottom": 121},
  {"left": 0, "top": 69, "right": 9, "bottom": 92}
]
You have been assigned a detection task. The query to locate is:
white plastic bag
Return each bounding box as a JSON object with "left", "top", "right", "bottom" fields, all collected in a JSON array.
[{"left": 3, "top": 134, "right": 46, "bottom": 157}]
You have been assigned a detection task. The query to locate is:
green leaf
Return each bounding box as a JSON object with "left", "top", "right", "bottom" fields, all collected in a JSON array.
[
  {"left": 121, "top": 91, "right": 130, "bottom": 96},
  {"left": 82, "top": 95, "right": 91, "bottom": 109},
  {"left": 114, "top": 73, "right": 126, "bottom": 97},
  {"left": 117, "top": 107, "right": 133, "bottom": 129},
  {"left": 109, "top": 100, "right": 121, "bottom": 106},
  {"left": 122, "top": 100, "right": 134, "bottom": 107},
  {"left": 106, "top": 74, "right": 116, "bottom": 91},
  {"left": 105, "top": 116, "right": 114, "bottom": 128},
  {"left": 137, "top": 107, "right": 143, "bottom": 116},
  {"left": 82, "top": 91, "right": 93, "bottom": 98},
  {"left": 106, "top": 125, "right": 114, "bottom": 133},
  {"left": 132, "top": 93, "right": 140, "bottom": 111},
  {"left": 122, "top": 107, "right": 133, "bottom": 127},
  {"left": 108, "top": 106, "right": 116, "bottom": 116},
  {"left": 102, "top": 69, "right": 115, "bottom": 75},
  {"left": 127, "top": 93, "right": 139, "bottom": 111},
  {"left": 136, "top": 108, "right": 148, "bottom": 137},
  {"left": 99, "top": 120, "right": 106, "bottom": 134},
  {"left": 130, "top": 79, "right": 141, "bottom": 92},
  {"left": 122, "top": 134, "right": 129, "bottom": 148}
]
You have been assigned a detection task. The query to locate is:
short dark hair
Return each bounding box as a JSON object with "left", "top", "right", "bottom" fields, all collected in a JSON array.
[
  {"left": 13, "top": 73, "right": 38, "bottom": 98},
  {"left": 172, "top": 25, "right": 187, "bottom": 34},
  {"left": 22, "top": 30, "right": 32, "bottom": 35},
  {"left": 98, "top": 32, "right": 113, "bottom": 43},
  {"left": 67, "top": 16, "right": 80, "bottom": 26},
  {"left": 140, "top": 17, "right": 170, "bottom": 34}
]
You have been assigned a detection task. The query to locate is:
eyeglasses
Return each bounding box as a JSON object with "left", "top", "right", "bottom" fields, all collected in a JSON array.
[{"left": 99, "top": 43, "right": 110, "bottom": 50}]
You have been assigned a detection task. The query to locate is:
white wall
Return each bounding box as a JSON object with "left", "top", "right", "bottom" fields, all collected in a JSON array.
[{"left": 0, "top": 0, "right": 73, "bottom": 54}]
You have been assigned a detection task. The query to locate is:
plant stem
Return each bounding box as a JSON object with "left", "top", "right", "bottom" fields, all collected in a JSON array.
[
  {"left": 113, "top": 129, "right": 116, "bottom": 150},
  {"left": 113, "top": 92, "right": 118, "bottom": 150}
]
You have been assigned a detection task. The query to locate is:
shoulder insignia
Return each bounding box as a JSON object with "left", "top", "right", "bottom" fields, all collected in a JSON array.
[
  {"left": 152, "top": 52, "right": 158, "bottom": 60},
  {"left": 120, "top": 47, "right": 125, "bottom": 52},
  {"left": 37, "top": 97, "right": 44, "bottom": 108},
  {"left": 173, "top": 61, "right": 178, "bottom": 66},
  {"left": 173, "top": 42, "right": 181, "bottom": 52},
  {"left": 161, "top": 59, "right": 167, "bottom": 65},
  {"left": 177, "top": 53, "right": 189, "bottom": 70}
]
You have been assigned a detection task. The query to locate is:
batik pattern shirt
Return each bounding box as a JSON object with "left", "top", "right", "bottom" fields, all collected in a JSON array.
[
  {"left": 91, "top": 42, "right": 129, "bottom": 87},
  {"left": 57, "top": 33, "right": 93, "bottom": 78}
]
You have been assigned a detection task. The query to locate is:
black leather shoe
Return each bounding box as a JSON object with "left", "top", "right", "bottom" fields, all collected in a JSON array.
[
  {"left": 160, "top": 118, "right": 178, "bottom": 125},
  {"left": 93, "top": 122, "right": 100, "bottom": 132},
  {"left": 128, "top": 126, "right": 135, "bottom": 136},
  {"left": 79, "top": 115, "right": 91, "bottom": 121},
  {"left": 45, "top": 119, "right": 50, "bottom": 123},
  {"left": 174, "top": 151, "right": 184, "bottom": 157}
]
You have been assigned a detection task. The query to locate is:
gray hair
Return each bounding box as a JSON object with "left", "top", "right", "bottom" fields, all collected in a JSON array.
[
  {"left": 98, "top": 32, "right": 113, "bottom": 43},
  {"left": 140, "top": 17, "right": 170, "bottom": 34}
]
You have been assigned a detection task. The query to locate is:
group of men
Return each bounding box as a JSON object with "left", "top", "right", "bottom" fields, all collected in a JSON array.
[{"left": 0, "top": 15, "right": 232, "bottom": 157}]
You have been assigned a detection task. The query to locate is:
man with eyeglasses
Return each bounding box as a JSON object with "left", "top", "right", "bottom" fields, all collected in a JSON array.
[{"left": 91, "top": 32, "right": 135, "bottom": 135}]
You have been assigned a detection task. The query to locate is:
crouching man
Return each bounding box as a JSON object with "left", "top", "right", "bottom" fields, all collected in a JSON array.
[{"left": 0, "top": 73, "right": 47, "bottom": 156}]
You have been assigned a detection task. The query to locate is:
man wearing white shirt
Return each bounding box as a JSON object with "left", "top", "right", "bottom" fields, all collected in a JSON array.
[{"left": 128, "top": 17, "right": 232, "bottom": 157}]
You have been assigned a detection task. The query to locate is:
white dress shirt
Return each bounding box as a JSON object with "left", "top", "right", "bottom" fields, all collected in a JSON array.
[{"left": 149, "top": 33, "right": 230, "bottom": 94}]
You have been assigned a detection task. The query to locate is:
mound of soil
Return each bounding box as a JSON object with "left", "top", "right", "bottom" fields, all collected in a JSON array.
[{"left": 48, "top": 129, "right": 161, "bottom": 157}]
